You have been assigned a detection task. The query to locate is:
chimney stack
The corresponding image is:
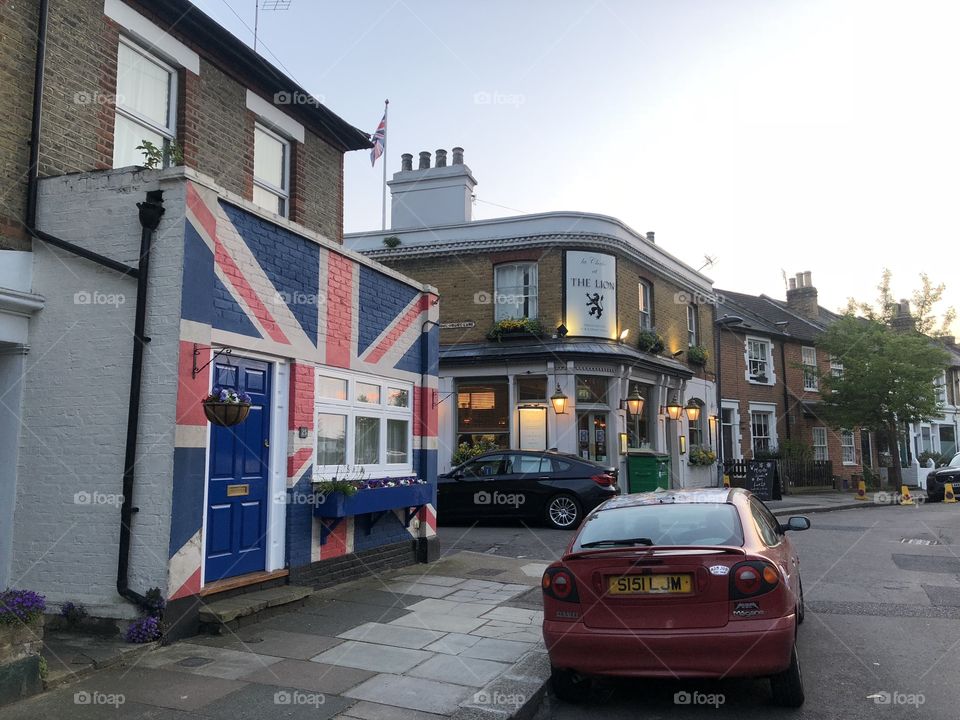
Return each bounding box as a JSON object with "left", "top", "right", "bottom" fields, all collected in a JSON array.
[
  {"left": 388, "top": 146, "right": 477, "bottom": 229},
  {"left": 785, "top": 270, "right": 819, "bottom": 319},
  {"left": 646, "top": 231, "right": 655, "bottom": 244},
  {"left": 890, "top": 298, "right": 916, "bottom": 332}
]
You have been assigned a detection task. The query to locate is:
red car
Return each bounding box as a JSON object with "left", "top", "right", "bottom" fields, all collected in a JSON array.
[{"left": 542, "top": 488, "right": 810, "bottom": 707}]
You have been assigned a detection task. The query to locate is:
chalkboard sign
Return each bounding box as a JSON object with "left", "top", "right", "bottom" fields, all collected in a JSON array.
[{"left": 747, "top": 460, "right": 778, "bottom": 501}]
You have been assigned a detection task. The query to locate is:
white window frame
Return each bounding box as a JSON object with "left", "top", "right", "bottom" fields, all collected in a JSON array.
[
  {"left": 812, "top": 426, "right": 828, "bottom": 461},
  {"left": 801, "top": 346, "right": 819, "bottom": 391},
  {"left": 114, "top": 37, "right": 178, "bottom": 168},
  {"left": 721, "top": 400, "right": 742, "bottom": 460},
  {"left": 745, "top": 336, "right": 775, "bottom": 384},
  {"left": 638, "top": 280, "right": 652, "bottom": 331},
  {"left": 494, "top": 262, "right": 539, "bottom": 321},
  {"left": 840, "top": 429, "right": 856, "bottom": 465},
  {"left": 748, "top": 402, "right": 778, "bottom": 455},
  {"left": 687, "top": 305, "right": 699, "bottom": 346},
  {"left": 830, "top": 355, "right": 844, "bottom": 378},
  {"left": 253, "top": 122, "right": 291, "bottom": 218},
  {"left": 314, "top": 368, "right": 413, "bottom": 477},
  {"left": 934, "top": 371, "right": 947, "bottom": 405}
]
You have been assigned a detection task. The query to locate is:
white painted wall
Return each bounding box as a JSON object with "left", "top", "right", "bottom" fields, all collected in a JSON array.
[{"left": 13, "top": 168, "right": 186, "bottom": 616}]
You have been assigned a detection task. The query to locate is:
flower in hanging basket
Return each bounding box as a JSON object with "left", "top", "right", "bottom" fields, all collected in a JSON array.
[{"left": 201, "top": 386, "right": 253, "bottom": 427}]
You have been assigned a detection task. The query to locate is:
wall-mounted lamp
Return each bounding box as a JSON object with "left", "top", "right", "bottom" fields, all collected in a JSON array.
[
  {"left": 618, "top": 328, "right": 630, "bottom": 342},
  {"left": 671, "top": 349, "right": 685, "bottom": 359},
  {"left": 550, "top": 384, "right": 568, "bottom": 415},
  {"left": 556, "top": 324, "right": 568, "bottom": 338},
  {"left": 664, "top": 400, "right": 683, "bottom": 421},
  {"left": 679, "top": 435, "right": 687, "bottom": 454},
  {"left": 684, "top": 401, "right": 702, "bottom": 422},
  {"left": 622, "top": 387, "right": 645, "bottom": 416}
]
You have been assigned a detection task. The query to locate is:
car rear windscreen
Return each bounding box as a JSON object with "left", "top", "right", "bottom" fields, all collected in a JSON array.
[{"left": 575, "top": 503, "right": 744, "bottom": 549}]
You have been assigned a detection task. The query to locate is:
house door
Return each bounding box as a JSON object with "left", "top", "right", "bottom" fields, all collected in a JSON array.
[
  {"left": 205, "top": 356, "right": 271, "bottom": 583},
  {"left": 576, "top": 412, "right": 609, "bottom": 463}
]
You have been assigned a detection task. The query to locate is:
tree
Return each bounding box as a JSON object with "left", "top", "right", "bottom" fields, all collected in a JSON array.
[
  {"left": 846, "top": 268, "right": 957, "bottom": 336},
  {"left": 817, "top": 316, "right": 950, "bottom": 487}
]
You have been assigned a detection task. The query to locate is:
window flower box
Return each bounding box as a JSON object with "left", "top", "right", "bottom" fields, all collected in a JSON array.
[
  {"left": 312, "top": 482, "right": 433, "bottom": 518},
  {"left": 487, "top": 318, "right": 543, "bottom": 341}
]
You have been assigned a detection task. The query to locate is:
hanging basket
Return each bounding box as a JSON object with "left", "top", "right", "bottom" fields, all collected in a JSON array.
[{"left": 202, "top": 401, "right": 251, "bottom": 427}]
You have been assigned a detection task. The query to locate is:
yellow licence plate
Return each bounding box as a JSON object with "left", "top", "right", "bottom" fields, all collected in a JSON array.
[{"left": 608, "top": 574, "right": 692, "bottom": 595}]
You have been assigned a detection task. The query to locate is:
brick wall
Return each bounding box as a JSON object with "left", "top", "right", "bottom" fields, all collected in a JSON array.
[
  {"left": 4, "top": 0, "right": 348, "bottom": 245},
  {"left": 385, "top": 245, "right": 715, "bottom": 376},
  {"left": 0, "top": 0, "right": 39, "bottom": 250},
  {"left": 14, "top": 168, "right": 186, "bottom": 612}
]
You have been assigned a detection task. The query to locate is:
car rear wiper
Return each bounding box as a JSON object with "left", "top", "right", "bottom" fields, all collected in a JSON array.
[{"left": 580, "top": 537, "right": 654, "bottom": 548}]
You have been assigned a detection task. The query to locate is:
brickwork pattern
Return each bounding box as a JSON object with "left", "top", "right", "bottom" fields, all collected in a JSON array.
[{"left": 289, "top": 540, "right": 416, "bottom": 590}]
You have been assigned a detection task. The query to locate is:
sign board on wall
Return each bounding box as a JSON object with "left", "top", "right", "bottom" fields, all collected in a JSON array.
[
  {"left": 518, "top": 407, "right": 547, "bottom": 451},
  {"left": 565, "top": 251, "right": 617, "bottom": 339}
]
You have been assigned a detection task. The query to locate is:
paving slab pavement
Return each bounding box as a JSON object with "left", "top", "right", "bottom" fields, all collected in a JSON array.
[{"left": 5, "top": 551, "right": 552, "bottom": 720}]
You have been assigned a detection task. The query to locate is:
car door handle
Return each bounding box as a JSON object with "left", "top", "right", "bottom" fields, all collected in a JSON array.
[{"left": 536, "top": 476, "right": 550, "bottom": 481}]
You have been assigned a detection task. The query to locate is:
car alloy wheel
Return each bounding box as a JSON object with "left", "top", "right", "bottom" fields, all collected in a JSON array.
[{"left": 546, "top": 494, "right": 581, "bottom": 529}]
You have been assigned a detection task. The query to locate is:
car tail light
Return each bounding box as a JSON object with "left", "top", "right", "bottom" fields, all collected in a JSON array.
[
  {"left": 542, "top": 567, "right": 580, "bottom": 602},
  {"left": 591, "top": 473, "right": 616, "bottom": 487},
  {"left": 730, "top": 560, "right": 780, "bottom": 599}
]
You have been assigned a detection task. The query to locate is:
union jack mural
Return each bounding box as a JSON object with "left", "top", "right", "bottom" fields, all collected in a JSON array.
[{"left": 168, "top": 181, "right": 438, "bottom": 601}]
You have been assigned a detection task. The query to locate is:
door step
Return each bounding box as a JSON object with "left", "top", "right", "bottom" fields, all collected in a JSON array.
[{"left": 198, "top": 585, "right": 313, "bottom": 634}]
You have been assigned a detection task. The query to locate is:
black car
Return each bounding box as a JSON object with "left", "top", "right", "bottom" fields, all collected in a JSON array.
[
  {"left": 437, "top": 450, "right": 620, "bottom": 529},
  {"left": 926, "top": 452, "right": 960, "bottom": 502}
]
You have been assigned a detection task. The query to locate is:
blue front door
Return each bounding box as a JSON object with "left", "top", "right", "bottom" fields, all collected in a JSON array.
[{"left": 205, "top": 357, "right": 271, "bottom": 582}]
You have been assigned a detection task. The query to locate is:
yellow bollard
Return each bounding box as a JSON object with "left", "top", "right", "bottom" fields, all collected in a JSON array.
[
  {"left": 722, "top": 474, "right": 731, "bottom": 489},
  {"left": 899, "top": 485, "right": 915, "bottom": 506},
  {"left": 945, "top": 483, "right": 957, "bottom": 504},
  {"left": 855, "top": 479, "right": 867, "bottom": 501}
]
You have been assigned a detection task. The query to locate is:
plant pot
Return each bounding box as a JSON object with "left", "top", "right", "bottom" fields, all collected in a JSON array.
[{"left": 202, "top": 402, "right": 251, "bottom": 427}]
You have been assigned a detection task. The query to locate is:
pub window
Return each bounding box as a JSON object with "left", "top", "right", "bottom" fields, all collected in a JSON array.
[
  {"left": 576, "top": 376, "right": 609, "bottom": 404},
  {"left": 494, "top": 263, "right": 538, "bottom": 320},
  {"left": 626, "top": 381, "right": 651, "bottom": 449},
  {"left": 516, "top": 376, "right": 547, "bottom": 402},
  {"left": 456, "top": 379, "right": 510, "bottom": 448}
]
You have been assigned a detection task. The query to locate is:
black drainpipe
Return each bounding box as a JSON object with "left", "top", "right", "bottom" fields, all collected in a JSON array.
[
  {"left": 27, "top": 0, "right": 158, "bottom": 607},
  {"left": 116, "top": 193, "right": 164, "bottom": 606}
]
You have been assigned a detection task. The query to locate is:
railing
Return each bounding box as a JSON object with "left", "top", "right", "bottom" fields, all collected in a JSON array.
[
  {"left": 778, "top": 459, "right": 833, "bottom": 490},
  {"left": 723, "top": 458, "right": 833, "bottom": 494}
]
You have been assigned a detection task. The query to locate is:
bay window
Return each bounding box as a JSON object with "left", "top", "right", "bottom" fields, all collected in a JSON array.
[{"left": 314, "top": 370, "right": 412, "bottom": 475}]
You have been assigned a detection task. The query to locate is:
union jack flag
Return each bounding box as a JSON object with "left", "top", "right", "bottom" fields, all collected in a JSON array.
[{"left": 370, "top": 111, "right": 386, "bottom": 166}]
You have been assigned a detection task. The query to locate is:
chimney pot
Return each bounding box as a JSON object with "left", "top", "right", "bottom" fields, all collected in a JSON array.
[
  {"left": 789, "top": 277, "right": 797, "bottom": 290},
  {"left": 418, "top": 151, "right": 431, "bottom": 170},
  {"left": 786, "top": 270, "right": 819, "bottom": 319},
  {"left": 435, "top": 149, "right": 447, "bottom": 167},
  {"left": 646, "top": 231, "right": 655, "bottom": 244},
  {"left": 452, "top": 147, "right": 464, "bottom": 165},
  {"left": 400, "top": 153, "right": 413, "bottom": 172},
  {"left": 803, "top": 270, "right": 813, "bottom": 287},
  {"left": 795, "top": 272, "right": 804, "bottom": 288}
]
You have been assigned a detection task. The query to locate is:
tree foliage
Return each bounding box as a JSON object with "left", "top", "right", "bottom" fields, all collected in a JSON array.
[
  {"left": 845, "top": 268, "right": 956, "bottom": 336},
  {"left": 817, "top": 315, "right": 949, "bottom": 431}
]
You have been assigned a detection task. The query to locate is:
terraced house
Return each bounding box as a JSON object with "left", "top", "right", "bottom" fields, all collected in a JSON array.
[
  {"left": 1, "top": 0, "right": 439, "bottom": 633},
  {"left": 346, "top": 149, "right": 721, "bottom": 489}
]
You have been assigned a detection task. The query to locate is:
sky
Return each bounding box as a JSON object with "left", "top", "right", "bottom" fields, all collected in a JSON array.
[{"left": 190, "top": 0, "right": 959, "bottom": 330}]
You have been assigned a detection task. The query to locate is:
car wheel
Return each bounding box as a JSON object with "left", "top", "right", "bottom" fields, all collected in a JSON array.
[
  {"left": 927, "top": 492, "right": 943, "bottom": 503},
  {"left": 797, "top": 576, "right": 805, "bottom": 625},
  {"left": 545, "top": 494, "right": 581, "bottom": 530},
  {"left": 550, "top": 667, "right": 591, "bottom": 703},
  {"left": 770, "top": 644, "right": 805, "bottom": 707}
]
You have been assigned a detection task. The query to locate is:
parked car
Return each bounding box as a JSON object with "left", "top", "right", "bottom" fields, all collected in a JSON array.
[
  {"left": 926, "top": 452, "right": 960, "bottom": 502},
  {"left": 437, "top": 450, "right": 619, "bottom": 529},
  {"left": 542, "top": 487, "right": 810, "bottom": 707}
]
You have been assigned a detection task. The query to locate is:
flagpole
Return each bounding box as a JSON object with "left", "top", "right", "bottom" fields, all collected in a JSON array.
[{"left": 381, "top": 99, "right": 389, "bottom": 231}]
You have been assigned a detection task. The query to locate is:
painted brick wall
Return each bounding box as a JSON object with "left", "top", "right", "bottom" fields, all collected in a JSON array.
[
  {"left": 13, "top": 168, "right": 186, "bottom": 613},
  {"left": 300, "top": 132, "right": 344, "bottom": 244},
  {"left": 0, "top": 0, "right": 39, "bottom": 250}
]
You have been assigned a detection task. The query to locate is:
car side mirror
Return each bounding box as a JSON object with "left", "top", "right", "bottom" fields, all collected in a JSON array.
[{"left": 783, "top": 516, "right": 811, "bottom": 532}]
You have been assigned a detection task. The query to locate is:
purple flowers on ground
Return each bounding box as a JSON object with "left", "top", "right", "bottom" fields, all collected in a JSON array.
[
  {"left": 60, "top": 601, "right": 88, "bottom": 626},
  {"left": 125, "top": 616, "right": 161, "bottom": 643},
  {"left": 0, "top": 589, "right": 47, "bottom": 624}
]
